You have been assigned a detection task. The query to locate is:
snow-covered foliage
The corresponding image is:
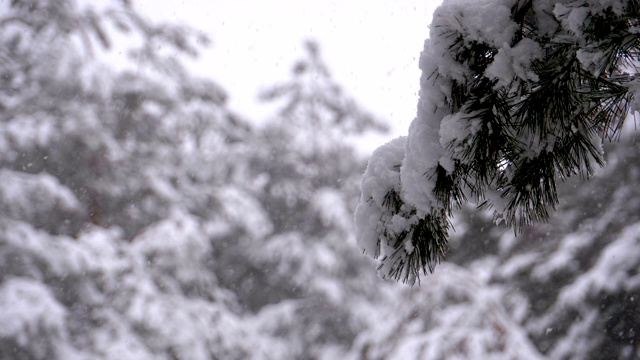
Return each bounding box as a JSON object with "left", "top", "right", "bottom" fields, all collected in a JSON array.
[
  {"left": 356, "top": 0, "right": 640, "bottom": 281},
  {"left": 2, "top": 0, "right": 640, "bottom": 359},
  {"left": 0, "top": 2, "right": 385, "bottom": 358},
  {"left": 349, "top": 263, "right": 545, "bottom": 360},
  {"left": 349, "top": 134, "right": 640, "bottom": 360},
  {"left": 0, "top": 1, "right": 278, "bottom": 358},
  {"left": 355, "top": 136, "right": 447, "bottom": 285}
]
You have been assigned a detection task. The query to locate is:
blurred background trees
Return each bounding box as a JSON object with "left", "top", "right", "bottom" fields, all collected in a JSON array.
[{"left": 1, "top": 1, "right": 639, "bottom": 359}]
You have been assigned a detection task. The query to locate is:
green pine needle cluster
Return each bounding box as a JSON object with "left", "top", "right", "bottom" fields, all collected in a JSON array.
[{"left": 376, "top": 189, "right": 449, "bottom": 284}]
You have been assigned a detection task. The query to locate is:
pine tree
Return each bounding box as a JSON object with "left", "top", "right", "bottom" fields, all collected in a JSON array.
[
  {"left": 212, "top": 41, "right": 390, "bottom": 358},
  {"left": 0, "top": 1, "right": 278, "bottom": 359},
  {"left": 356, "top": 0, "right": 640, "bottom": 283}
]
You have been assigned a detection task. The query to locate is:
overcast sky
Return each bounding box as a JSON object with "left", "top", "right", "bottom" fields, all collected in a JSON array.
[{"left": 134, "top": 1, "right": 440, "bottom": 152}]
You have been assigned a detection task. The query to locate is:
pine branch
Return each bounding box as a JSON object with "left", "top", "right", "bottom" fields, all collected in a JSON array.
[
  {"left": 378, "top": 208, "right": 449, "bottom": 285},
  {"left": 359, "top": 0, "right": 640, "bottom": 282}
]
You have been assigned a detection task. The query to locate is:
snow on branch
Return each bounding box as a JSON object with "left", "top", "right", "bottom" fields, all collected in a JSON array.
[{"left": 356, "top": 0, "right": 640, "bottom": 282}]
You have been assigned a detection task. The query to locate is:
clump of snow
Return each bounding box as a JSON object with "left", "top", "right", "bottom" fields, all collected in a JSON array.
[
  {"left": 576, "top": 49, "right": 607, "bottom": 76},
  {"left": 131, "top": 209, "right": 212, "bottom": 293},
  {"left": 553, "top": 4, "right": 589, "bottom": 38},
  {"left": 2, "top": 113, "right": 56, "bottom": 150},
  {"left": 401, "top": 113, "right": 442, "bottom": 212},
  {"left": 485, "top": 38, "right": 543, "bottom": 87},
  {"left": 556, "top": 222, "right": 640, "bottom": 306},
  {"left": 532, "top": 233, "right": 593, "bottom": 281},
  {"left": 0, "top": 278, "right": 68, "bottom": 357},
  {"left": 355, "top": 135, "right": 435, "bottom": 283},
  {"left": 435, "top": 0, "right": 518, "bottom": 52},
  {"left": 496, "top": 252, "right": 540, "bottom": 279},
  {"left": 439, "top": 111, "right": 476, "bottom": 150},
  {"left": 311, "top": 188, "right": 352, "bottom": 232},
  {"left": 258, "top": 231, "right": 339, "bottom": 279},
  {"left": 216, "top": 186, "right": 273, "bottom": 239},
  {"left": 1, "top": 219, "right": 96, "bottom": 277},
  {"left": 0, "top": 169, "right": 82, "bottom": 219},
  {"left": 355, "top": 136, "right": 407, "bottom": 256}
]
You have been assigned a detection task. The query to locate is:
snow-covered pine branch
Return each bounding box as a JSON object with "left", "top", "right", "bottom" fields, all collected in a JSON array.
[{"left": 356, "top": 0, "right": 640, "bottom": 283}]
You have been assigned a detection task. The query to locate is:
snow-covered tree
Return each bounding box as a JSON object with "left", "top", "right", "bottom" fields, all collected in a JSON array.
[
  {"left": 211, "top": 40, "right": 392, "bottom": 358},
  {"left": 356, "top": 0, "right": 640, "bottom": 283},
  {"left": 8, "top": 1, "right": 640, "bottom": 359},
  {"left": 0, "top": 1, "right": 277, "bottom": 359},
  {"left": 0, "top": 2, "right": 394, "bottom": 358}
]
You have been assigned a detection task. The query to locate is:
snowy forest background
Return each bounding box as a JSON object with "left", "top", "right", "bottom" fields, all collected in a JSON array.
[{"left": 1, "top": 1, "right": 640, "bottom": 359}]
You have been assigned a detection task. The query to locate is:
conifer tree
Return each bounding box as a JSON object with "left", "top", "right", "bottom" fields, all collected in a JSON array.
[{"left": 356, "top": 0, "right": 640, "bottom": 283}]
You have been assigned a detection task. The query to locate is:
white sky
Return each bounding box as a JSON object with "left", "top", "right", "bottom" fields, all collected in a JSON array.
[{"left": 134, "top": 1, "right": 441, "bottom": 153}]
